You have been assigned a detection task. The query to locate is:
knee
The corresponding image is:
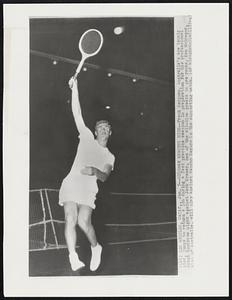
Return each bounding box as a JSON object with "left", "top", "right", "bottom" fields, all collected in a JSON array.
[
  {"left": 78, "top": 215, "right": 90, "bottom": 232},
  {"left": 65, "top": 213, "right": 77, "bottom": 228}
]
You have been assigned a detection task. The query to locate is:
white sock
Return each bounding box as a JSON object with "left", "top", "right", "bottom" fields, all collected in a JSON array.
[
  {"left": 90, "top": 243, "right": 102, "bottom": 271},
  {"left": 69, "top": 251, "right": 85, "bottom": 271}
]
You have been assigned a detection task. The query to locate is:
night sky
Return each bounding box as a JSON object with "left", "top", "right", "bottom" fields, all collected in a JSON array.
[{"left": 30, "top": 18, "right": 175, "bottom": 193}]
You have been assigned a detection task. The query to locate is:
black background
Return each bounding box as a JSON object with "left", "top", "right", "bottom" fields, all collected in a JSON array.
[{"left": 30, "top": 17, "right": 175, "bottom": 194}]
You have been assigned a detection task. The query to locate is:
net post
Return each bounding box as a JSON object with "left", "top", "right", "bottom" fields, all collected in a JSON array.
[
  {"left": 44, "top": 189, "right": 59, "bottom": 249},
  {"left": 39, "top": 189, "right": 47, "bottom": 249}
]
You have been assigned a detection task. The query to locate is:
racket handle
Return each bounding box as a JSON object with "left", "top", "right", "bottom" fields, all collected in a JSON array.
[{"left": 73, "top": 58, "right": 85, "bottom": 80}]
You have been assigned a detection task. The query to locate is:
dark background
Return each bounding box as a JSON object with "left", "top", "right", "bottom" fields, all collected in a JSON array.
[{"left": 30, "top": 17, "right": 175, "bottom": 194}]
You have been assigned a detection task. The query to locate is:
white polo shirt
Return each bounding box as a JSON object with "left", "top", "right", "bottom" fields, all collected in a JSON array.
[
  {"left": 66, "top": 126, "right": 115, "bottom": 192},
  {"left": 72, "top": 126, "right": 114, "bottom": 173}
]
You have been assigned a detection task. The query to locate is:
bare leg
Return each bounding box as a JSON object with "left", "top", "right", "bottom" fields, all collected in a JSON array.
[
  {"left": 64, "top": 201, "right": 78, "bottom": 254},
  {"left": 77, "top": 204, "right": 97, "bottom": 247},
  {"left": 78, "top": 204, "right": 102, "bottom": 271},
  {"left": 64, "top": 202, "right": 85, "bottom": 270}
]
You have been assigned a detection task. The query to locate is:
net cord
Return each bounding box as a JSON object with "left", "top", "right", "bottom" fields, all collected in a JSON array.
[{"left": 31, "top": 188, "right": 176, "bottom": 197}]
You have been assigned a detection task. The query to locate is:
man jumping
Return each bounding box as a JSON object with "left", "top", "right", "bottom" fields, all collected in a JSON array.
[{"left": 59, "top": 77, "right": 115, "bottom": 272}]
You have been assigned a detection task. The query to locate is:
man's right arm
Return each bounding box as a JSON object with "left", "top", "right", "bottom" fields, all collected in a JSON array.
[{"left": 69, "top": 77, "right": 86, "bottom": 133}]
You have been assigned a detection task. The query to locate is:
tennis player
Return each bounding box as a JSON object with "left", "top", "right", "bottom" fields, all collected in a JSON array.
[{"left": 59, "top": 77, "right": 115, "bottom": 272}]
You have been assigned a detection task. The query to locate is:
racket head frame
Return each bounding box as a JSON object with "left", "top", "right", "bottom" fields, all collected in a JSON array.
[
  {"left": 73, "top": 29, "right": 103, "bottom": 79},
  {"left": 79, "top": 28, "right": 104, "bottom": 58}
]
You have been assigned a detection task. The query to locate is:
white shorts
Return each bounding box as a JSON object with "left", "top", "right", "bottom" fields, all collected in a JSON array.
[{"left": 59, "top": 174, "right": 98, "bottom": 209}]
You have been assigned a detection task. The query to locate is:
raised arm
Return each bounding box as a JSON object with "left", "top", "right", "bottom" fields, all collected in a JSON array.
[{"left": 69, "top": 77, "right": 86, "bottom": 132}]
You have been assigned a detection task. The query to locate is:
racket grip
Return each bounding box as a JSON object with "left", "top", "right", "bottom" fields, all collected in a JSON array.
[{"left": 73, "top": 58, "right": 85, "bottom": 80}]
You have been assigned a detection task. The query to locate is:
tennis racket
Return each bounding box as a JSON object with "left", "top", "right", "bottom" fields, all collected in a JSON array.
[{"left": 73, "top": 29, "right": 103, "bottom": 79}]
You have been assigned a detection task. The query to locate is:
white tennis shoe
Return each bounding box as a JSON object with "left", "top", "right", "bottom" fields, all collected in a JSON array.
[
  {"left": 69, "top": 252, "right": 85, "bottom": 271},
  {"left": 90, "top": 243, "right": 102, "bottom": 271}
]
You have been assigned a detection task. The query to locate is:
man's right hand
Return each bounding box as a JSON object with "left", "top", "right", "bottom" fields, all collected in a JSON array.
[{"left": 68, "top": 77, "right": 77, "bottom": 89}]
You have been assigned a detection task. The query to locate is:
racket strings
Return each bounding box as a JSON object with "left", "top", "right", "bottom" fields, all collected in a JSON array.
[{"left": 81, "top": 31, "right": 102, "bottom": 55}]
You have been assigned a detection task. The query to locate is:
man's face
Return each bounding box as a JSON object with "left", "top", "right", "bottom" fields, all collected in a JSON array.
[{"left": 95, "top": 123, "right": 111, "bottom": 139}]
